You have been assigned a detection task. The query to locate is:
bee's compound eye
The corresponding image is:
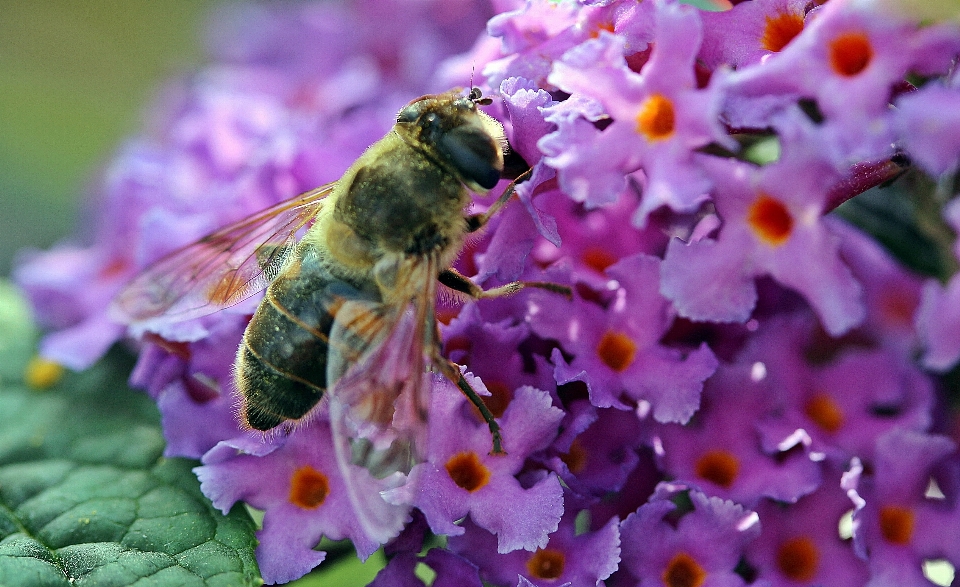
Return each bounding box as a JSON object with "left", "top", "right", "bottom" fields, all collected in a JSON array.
[
  {"left": 439, "top": 127, "right": 501, "bottom": 190},
  {"left": 397, "top": 106, "right": 418, "bottom": 124}
]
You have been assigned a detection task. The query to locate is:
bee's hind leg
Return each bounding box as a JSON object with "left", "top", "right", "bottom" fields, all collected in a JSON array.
[{"left": 434, "top": 358, "right": 505, "bottom": 455}]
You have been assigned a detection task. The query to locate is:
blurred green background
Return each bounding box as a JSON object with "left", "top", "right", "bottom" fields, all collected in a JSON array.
[{"left": 0, "top": 0, "right": 219, "bottom": 277}]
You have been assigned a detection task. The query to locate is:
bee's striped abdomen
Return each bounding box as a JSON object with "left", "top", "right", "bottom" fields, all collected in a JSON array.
[{"left": 236, "top": 248, "right": 340, "bottom": 431}]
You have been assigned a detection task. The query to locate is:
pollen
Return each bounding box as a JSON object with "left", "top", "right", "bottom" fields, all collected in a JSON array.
[
  {"left": 662, "top": 552, "right": 706, "bottom": 587},
  {"left": 695, "top": 450, "right": 740, "bottom": 488},
  {"left": 829, "top": 32, "right": 873, "bottom": 77},
  {"left": 760, "top": 12, "right": 804, "bottom": 53},
  {"left": 879, "top": 505, "right": 914, "bottom": 544},
  {"left": 582, "top": 246, "right": 617, "bottom": 273},
  {"left": 445, "top": 452, "right": 491, "bottom": 492},
  {"left": 527, "top": 548, "right": 566, "bottom": 580},
  {"left": 776, "top": 536, "right": 819, "bottom": 581},
  {"left": 560, "top": 438, "right": 589, "bottom": 474},
  {"left": 289, "top": 465, "right": 330, "bottom": 509},
  {"left": 635, "top": 93, "right": 676, "bottom": 141},
  {"left": 804, "top": 393, "right": 844, "bottom": 433},
  {"left": 747, "top": 194, "right": 793, "bottom": 246},
  {"left": 25, "top": 356, "right": 65, "bottom": 389},
  {"left": 597, "top": 330, "right": 638, "bottom": 372}
]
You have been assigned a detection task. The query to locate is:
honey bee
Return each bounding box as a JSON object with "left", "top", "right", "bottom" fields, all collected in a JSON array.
[{"left": 112, "top": 88, "right": 567, "bottom": 538}]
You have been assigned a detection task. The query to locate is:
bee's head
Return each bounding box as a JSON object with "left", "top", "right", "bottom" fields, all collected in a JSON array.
[{"left": 394, "top": 88, "right": 506, "bottom": 193}]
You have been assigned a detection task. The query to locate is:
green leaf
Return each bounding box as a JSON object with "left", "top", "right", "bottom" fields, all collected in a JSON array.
[{"left": 0, "top": 282, "right": 261, "bottom": 586}]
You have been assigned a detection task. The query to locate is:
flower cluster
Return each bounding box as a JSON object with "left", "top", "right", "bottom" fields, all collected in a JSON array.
[{"left": 15, "top": 0, "right": 960, "bottom": 585}]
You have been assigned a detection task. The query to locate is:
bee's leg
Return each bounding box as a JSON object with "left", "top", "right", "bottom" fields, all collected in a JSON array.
[
  {"left": 434, "top": 357, "right": 505, "bottom": 455},
  {"left": 439, "top": 267, "right": 572, "bottom": 299},
  {"left": 465, "top": 168, "right": 533, "bottom": 233}
]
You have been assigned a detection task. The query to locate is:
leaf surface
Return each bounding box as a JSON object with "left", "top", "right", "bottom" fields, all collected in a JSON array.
[{"left": 0, "top": 282, "right": 261, "bottom": 586}]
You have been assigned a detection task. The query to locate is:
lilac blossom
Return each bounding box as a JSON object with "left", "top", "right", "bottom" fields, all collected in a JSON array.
[
  {"left": 618, "top": 488, "right": 761, "bottom": 587},
  {"left": 843, "top": 430, "right": 960, "bottom": 587},
  {"left": 448, "top": 510, "right": 620, "bottom": 587},
  {"left": 387, "top": 380, "right": 565, "bottom": 553},
  {"left": 916, "top": 199, "right": 960, "bottom": 372},
  {"left": 540, "top": 0, "right": 730, "bottom": 225},
  {"left": 530, "top": 253, "right": 717, "bottom": 423},
  {"left": 747, "top": 466, "right": 870, "bottom": 587},
  {"left": 13, "top": 0, "right": 960, "bottom": 585},
  {"left": 660, "top": 120, "right": 866, "bottom": 337}
]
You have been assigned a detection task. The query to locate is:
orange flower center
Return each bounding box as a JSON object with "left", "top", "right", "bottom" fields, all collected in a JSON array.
[
  {"left": 582, "top": 246, "right": 618, "bottom": 273},
  {"left": 636, "top": 93, "right": 676, "bottom": 141},
  {"left": 289, "top": 465, "right": 330, "bottom": 509},
  {"left": 804, "top": 393, "right": 844, "bottom": 433},
  {"left": 590, "top": 21, "right": 615, "bottom": 38},
  {"left": 560, "top": 438, "right": 589, "bottom": 474},
  {"left": 663, "top": 552, "right": 706, "bottom": 587},
  {"left": 695, "top": 450, "right": 740, "bottom": 488},
  {"left": 747, "top": 194, "right": 793, "bottom": 246},
  {"left": 879, "top": 505, "right": 914, "bottom": 544},
  {"left": 829, "top": 32, "right": 873, "bottom": 76},
  {"left": 761, "top": 12, "right": 804, "bottom": 52},
  {"left": 527, "top": 548, "right": 566, "bottom": 579},
  {"left": 597, "top": 330, "right": 638, "bottom": 372},
  {"left": 777, "top": 536, "right": 820, "bottom": 581},
  {"left": 445, "top": 452, "right": 491, "bottom": 492}
]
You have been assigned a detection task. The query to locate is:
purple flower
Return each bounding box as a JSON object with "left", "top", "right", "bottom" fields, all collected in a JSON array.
[
  {"left": 916, "top": 275, "right": 960, "bottom": 372},
  {"left": 129, "top": 317, "right": 248, "bottom": 458},
  {"left": 389, "top": 379, "right": 564, "bottom": 553},
  {"left": 660, "top": 128, "right": 865, "bottom": 337},
  {"left": 916, "top": 200, "right": 960, "bottom": 371},
  {"left": 895, "top": 83, "right": 960, "bottom": 176},
  {"left": 544, "top": 402, "right": 649, "bottom": 498},
  {"left": 484, "top": 0, "right": 656, "bottom": 91},
  {"left": 531, "top": 253, "right": 717, "bottom": 423},
  {"left": 369, "top": 549, "right": 483, "bottom": 587},
  {"left": 722, "top": 0, "right": 960, "bottom": 167},
  {"left": 619, "top": 488, "right": 761, "bottom": 587},
  {"left": 195, "top": 423, "right": 401, "bottom": 584},
  {"left": 738, "top": 313, "right": 934, "bottom": 468},
  {"left": 834, "top": 219, "right": 924, "bottom": 355},
  {"left": 699, "top": 0, "right": 811, "bottom": 69},
  {"left": 448, "top": 507, "right": 620, "bottom": 587},
  {"left": 540, "top": 0, "right": 730, "bottom": 225},
  {"left": 747, "top": 466, "right": 869, "bottom": 587},
  {"left": 843, "top": 430, "right": 960, "bottom": 586},
  {"left": 655, "top": 362, "right": 823, "bottom": 507}
]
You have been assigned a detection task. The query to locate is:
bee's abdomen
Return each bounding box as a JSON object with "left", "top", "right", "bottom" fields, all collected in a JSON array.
[{"left": 236, "top": 258, "right": 338, "bottom": 431}]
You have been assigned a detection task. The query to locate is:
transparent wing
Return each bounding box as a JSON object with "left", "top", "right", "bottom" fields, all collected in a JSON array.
[
  {"left": 327, "top": 255, "right": 439, "bottom": 545},
  {"left": 111, "top": 182, "right": 334, "bottom": 325}
]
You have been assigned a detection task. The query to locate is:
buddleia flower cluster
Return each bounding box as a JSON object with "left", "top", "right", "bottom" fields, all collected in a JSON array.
[{"left": 15, "top": 0, "right": 960, "bottom": 585}]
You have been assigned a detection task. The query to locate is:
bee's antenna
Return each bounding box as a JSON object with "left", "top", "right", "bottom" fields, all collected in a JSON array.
[{"left": 468, "top": 64, "right": 493, "bottom": 106}]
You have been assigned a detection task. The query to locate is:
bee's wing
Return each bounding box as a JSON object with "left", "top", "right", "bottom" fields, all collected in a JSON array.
[
  {"left": 111, "top": 183, "right": 334, "bottom": 326},
  {"left": 327, "top": 256, "right": 439, "bottom": 545}
]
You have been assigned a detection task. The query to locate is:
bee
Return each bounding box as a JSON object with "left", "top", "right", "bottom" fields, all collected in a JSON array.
[{"left": 112, "top": 87, "right": 567, "bottom": 538}]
